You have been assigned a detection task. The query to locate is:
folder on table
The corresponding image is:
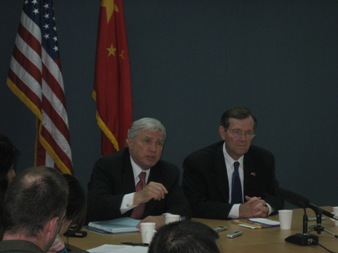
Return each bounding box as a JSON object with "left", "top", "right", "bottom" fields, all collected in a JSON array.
[
  {"left": 88, "top": 217, "right": 140, "bottom": 234},
  {"left": 233, "top": 218, "right": 280, "bottom": 229}
]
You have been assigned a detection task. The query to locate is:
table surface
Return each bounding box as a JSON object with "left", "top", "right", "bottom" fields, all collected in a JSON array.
[{"left": 65, "top": 207, "right": 338, "bottom": 253}]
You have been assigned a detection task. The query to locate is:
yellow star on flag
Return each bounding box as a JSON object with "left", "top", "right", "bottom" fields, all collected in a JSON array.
[
  {"left": 107, "top": 44, "right": 116, "bottom": 56},
  {"left": 101, "top": 0, "right": 119, "bottom": 23}
]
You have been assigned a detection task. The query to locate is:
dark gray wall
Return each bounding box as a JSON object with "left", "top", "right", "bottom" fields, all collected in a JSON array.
[{"left": 1, "top": 0, "right": 337, "bottom": 209}]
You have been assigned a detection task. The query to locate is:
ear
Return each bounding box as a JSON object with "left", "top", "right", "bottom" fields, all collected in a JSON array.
[
  {"left": 126, "top": 137, "right": 133, "bottom": 149},
  {"left": 39, "top": 217, "right": 60, "bottom": 251},
  {"left": 43, "top": 216, "right": 60, "bottom": 237},
  {"left": 218, "top": 126, "right": 226, "bottom": 140}
]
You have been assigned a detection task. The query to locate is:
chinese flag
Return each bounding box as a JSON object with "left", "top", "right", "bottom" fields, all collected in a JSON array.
[{"left": 93, "top": 0, "right": 133, "bottom": 156}]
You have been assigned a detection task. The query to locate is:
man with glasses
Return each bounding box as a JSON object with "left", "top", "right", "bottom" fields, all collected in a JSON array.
[{"left": 182, "top": 106, "right": 283, "bottom": 220}]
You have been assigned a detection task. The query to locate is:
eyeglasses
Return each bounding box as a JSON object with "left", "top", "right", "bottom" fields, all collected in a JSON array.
[{"left": 228, "top": 129, "right": 255, "bottom": 139}]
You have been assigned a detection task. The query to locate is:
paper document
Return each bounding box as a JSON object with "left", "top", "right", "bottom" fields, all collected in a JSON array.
[
  {"left": 88, "top": 244, "right": 148, "bottom": 253},
  {"left": 249, "top": 218, "right": 280, "bottom": 226},
  {"left": 88, "top": 217, "right": 140, "bottom": 234},
  {"left": 233, "top": 218, "right": 280, "bottom": 229}
]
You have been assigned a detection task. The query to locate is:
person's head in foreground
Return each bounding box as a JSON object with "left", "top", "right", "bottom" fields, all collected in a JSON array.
[
  {"left": 1, "top": 166, "right": 68, "bottom": 252},
  {"left": 148, "top": 220, "right": 222, "bottom": 253},
  {"left": 0, "top": 133, "right": 20, "bottom": 194},
  {"left": 61, "top": 173, "right": 87, "bottom": 236}
]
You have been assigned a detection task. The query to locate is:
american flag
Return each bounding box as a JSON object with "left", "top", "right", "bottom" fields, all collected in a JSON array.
[{"left": 6, "top": 0, "right": 73, "bottom": 174}]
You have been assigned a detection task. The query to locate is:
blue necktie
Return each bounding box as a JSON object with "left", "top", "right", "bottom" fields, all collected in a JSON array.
[{"left": 231, "top": 161, "right": 242, "bottom": 204}]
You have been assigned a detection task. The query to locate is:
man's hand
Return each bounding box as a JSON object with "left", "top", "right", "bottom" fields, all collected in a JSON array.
[
  {"left": 239, "top": 196, "right": 269, "bottom": 218},
  {"left": 136, "top": 215, "right": 165, "bottom": 230},
  {"left": 133, "top": 182, "right": 168, "bottom": 206}
]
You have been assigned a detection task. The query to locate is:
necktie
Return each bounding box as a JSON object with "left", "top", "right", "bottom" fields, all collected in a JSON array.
[
  {"left": 131, "top": 172, "right": 146, "bottom": 219},
  {"left": 231, "top": 161, "right": 242, "bottom": 204}
]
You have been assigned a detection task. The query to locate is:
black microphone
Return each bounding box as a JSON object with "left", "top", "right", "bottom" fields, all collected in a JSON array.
[
  {"left": 277, "top": 187, "right": 318, "bottom": 246},
  {"left": 277, "top": 187, "right": 309, "bottom": 208},
  {"left": 307, "top": 203, "right": 338, "bottom": 221},
  {"left": 277, "top": 188, "right": 338, "bottom": 221}
]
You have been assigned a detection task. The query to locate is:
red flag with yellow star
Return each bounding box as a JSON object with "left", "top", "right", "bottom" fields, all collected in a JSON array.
[{"left": 93, "top": 0, "right": 133, "bottom": 155}]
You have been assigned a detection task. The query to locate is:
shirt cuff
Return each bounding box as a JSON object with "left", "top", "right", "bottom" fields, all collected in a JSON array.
[
  {"left": 228, "top": 204, "right": 240, "bottom": 218},
  {"left": 266, "top": 203, "right": 273, "bottom": 215},
  {"left": 120, "top": 192, "right": 136, "bottom": 214}
]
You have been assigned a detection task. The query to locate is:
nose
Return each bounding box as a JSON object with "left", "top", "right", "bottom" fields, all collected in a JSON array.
[
  {"left": 149, "top": 142, "right": 157, "bottom": 152},
  {"left": 239, "top": 134, "right": 247, "bottom": 141}
]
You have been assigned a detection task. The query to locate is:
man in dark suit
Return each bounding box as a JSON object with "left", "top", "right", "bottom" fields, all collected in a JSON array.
[
  {"left": 182, "top": 106, "right": 283, "bottom": 220},
  {"left": 87, "top": 118, "right": 191, "bottom": 228}
]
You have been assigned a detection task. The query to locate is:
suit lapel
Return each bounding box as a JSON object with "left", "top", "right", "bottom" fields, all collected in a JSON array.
[
  {"left": 212, "top": 145, "right": 230, "bottom": 202},
  {"left": 121, "top": 149, "right": 137, "bottom": 193},
  {"left": 243, "top": 150, "right": 258, "bottom": 194}
]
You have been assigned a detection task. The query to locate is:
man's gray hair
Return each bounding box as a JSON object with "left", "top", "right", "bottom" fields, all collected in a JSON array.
[{"left": 128, "top": 117, "right": 166, "bottom": 141}]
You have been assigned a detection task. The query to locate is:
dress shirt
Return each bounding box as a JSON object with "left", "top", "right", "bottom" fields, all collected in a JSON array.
[
  {"left": 223, "top": 143, "right": 272, "bottom": 218},
  {"left": 222, "top": 143, "right": 244, "bottom": 218},
  {"left": 120, "top": 157, "right": 150, "bottom": 214}
]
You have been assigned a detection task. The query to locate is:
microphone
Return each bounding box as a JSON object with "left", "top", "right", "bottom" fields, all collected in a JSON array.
[
  {"left": 277, "top": 187, "right": 318, "bottom": 246},
  {"left": 277, "top": 188, "right": 338, "bottom": 221},
  {"left": 307, "top": 203, "right": 338, "bottom": 221}
]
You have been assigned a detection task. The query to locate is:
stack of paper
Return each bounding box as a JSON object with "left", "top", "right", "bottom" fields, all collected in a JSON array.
[
  {"left": 88, "top": 217, "right": 140, "bottom": 234},
  {"left": 233, "top": 218, "right": 280, "bottom": 229},
  {"left": 88, "top": 244, "right": 147, "bottom": 253}
]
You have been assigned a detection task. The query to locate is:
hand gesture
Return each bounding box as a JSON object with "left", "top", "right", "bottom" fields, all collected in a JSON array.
[
  {"left": 134, "top": 181, "right": 168, "bottom": 205},
  {"left": 239, "top": 196, "right": 269, "bottom": 218}
]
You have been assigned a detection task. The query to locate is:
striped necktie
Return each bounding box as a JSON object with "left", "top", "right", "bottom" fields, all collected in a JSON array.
[{"left": 131, "top": 172, "right": 146, "bottom": 218}]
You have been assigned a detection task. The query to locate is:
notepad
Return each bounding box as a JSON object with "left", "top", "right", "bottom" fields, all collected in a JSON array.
[
  {"left": 232, "top": 219, "right": 262, "bottom": 229},
  {"left": 88, "top": 217, "right": 140, "bottom": 234},
  {"left": 88, "top": 244, "right": 148, "bottom": 253},
  {"left": 249, "top": 218, "right": 280, "bottom": 227},
  {"left": 233, "top": 218, "right": 280, "bottom": 229}
]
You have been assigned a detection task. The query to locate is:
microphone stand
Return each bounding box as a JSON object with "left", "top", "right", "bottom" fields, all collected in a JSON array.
[
  {"left": 310, "top": 211, "right": 338, "bottom": 239},
  {"left": 285, "top": 207, "right": 319, "bottom": 246},
  {"left": 312, "top": 212, "right": 324, "bottom": 234},
  {"left": 303, "top": 207, "right": 308, "bottom": 234},
  {"left": 277, "top": 187, "right": 338, "bottom": 244}
]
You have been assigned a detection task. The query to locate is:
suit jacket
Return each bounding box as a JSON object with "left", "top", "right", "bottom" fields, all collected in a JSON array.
[
  {"left": 182, "top": 141, "right": 283, "bottom": 219},
  {"left": 87, "top": 148, "right": 191, "bottom": 222}
]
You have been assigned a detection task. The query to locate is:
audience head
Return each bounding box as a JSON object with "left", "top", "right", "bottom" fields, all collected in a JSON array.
[
  {"left": 219, "top": 106, "right": 256, "bottom": 160},
  {"left": 127, "top": 118, "right": 166, "bottom": 170},
  {"left": 148, "top": 220, "right": 221, "bottom": 253},
  {"left": 62, "top": 173, "right": 87, "bottom": 236},
  {"left": 0, "top": 134, "right": 19, "bottom": 193},
  {"left": 2, "top": 166, "right": 68, "bottom": 251}
]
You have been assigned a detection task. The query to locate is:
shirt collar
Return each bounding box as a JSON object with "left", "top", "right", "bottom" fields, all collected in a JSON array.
[
  {"left": 222, "top": 142, "right": 244, "bottom": 165},
  {"left": 130, "top": 156, "right": 150, "bottom": 182}
]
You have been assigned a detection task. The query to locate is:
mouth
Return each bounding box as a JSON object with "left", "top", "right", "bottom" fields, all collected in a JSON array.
[
  {"left": 236, "top": 145, "right": 249, "bottom": 151},
  {"left": 146, "top": 155, "right": 156, "bottom": 161}
]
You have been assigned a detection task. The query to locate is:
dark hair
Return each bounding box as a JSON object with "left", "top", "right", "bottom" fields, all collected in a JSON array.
[
  {"left": 220, "top": 106, "right": 257, "bottom": 130},
  {"left": 3, "top": 166, "right": 68, "bottom": 237},
  {"left": 148, "top": 220, "right": 221, "bottom": 253},
  {"left": 0, "top": 134, "right": 19, "bottom": 193},
  {"left": 63, "top": 174, "right": 87, "bottom": 236}
]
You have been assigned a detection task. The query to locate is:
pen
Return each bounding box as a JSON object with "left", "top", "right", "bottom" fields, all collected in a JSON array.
[{"left": 121, "top": 242, "right": 149, "bottom": 247}]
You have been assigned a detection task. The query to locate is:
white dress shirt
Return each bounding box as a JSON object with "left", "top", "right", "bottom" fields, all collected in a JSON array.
[{"left": 120, "top": 157, "right": 150, "bottom": 214}]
